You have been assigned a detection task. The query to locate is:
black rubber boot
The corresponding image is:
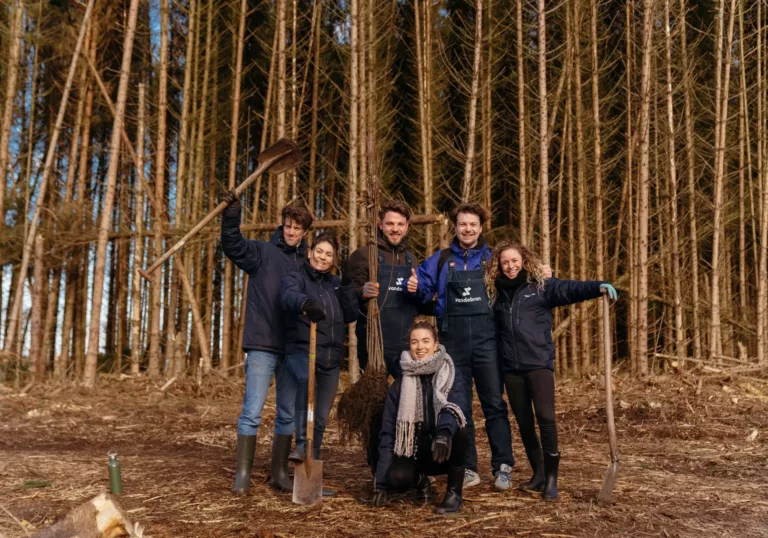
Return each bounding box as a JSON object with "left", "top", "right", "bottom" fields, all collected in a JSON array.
[
  {"left": 413, "top": 474, "right": 434, "bottom": 503},
  {"left": 268, "top": 434, "right": 293, "bottom": 492},
  {"left": 288, "top": 444, "right": 306, "bottom": 464},
  {"left": 435, "top": 466, "right": 464, "bottom": 515},
  {"left": 519, "top": 447, "right": 546, "bottom": 492},
  {"left": 542, "top": 452, "right": 560, "bottom": 501},
  {"left": 232, "top": 434, "right": 257, "bottom": 495}
]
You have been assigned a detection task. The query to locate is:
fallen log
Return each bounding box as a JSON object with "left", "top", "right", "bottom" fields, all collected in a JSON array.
[{"left": 31, "top": 493, "right": 143, "bottom": 538}]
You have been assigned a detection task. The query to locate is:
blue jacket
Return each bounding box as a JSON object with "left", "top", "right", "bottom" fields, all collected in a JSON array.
[
  {"left": 493, "top": 278, "right": 603, "bottom": 371},
  {"left": 280, "top": 262, "right": 358, "bottom": 370},
  {"left": 375, "top": 365, "right": 469, "bottom": 489},
  {"left": 221, "top": 205, "right": 307, "bottom": 353},
  {"left": 410, "top": 237, "right": 492, "bottom": 318}
]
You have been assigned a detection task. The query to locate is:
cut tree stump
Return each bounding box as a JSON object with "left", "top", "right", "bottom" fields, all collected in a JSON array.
[{"left": 31, "top": 493, "right": 143, "bottom": 538}]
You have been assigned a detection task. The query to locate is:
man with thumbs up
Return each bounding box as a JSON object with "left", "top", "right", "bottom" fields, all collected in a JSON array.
[{"left": 345, "top": 200, "right": 433, "bottom": 379}]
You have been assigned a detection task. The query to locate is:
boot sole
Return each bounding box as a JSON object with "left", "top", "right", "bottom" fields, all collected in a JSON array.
[{"left": 519, "top": 484, "right": 545, "bottom": 493}]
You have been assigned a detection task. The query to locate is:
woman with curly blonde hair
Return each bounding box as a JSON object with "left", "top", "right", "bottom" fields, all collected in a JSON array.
[{"left": 488, "top": 241, "right": 617, "bottom": 501}]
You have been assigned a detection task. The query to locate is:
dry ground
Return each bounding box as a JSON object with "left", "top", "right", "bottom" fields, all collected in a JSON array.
[{"left": 1, "top": 370, "right": 767, "bottom": 538}]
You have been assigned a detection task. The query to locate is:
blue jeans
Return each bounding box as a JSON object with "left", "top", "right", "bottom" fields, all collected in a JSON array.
[
  {"left": 283, "top": 352, "right": 340, "bottom": 459},
  {"left": 237, "top": 350, "right": 295, "bottom": 437}
]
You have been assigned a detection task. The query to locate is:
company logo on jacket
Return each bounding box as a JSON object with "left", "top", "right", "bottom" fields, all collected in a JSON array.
[
  {"left": 389, "top": 276, "right": 405, "bottom": 292},
  {"left": 455, "top": 286, "right": 481, "bottom": 303}
]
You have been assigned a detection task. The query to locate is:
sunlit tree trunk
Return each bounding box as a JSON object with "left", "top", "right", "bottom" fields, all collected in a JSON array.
[
  {"left": 0, "top": 0, "right": 24, "bottom": 224},
  {"left": 461, "top": 0, "right": 483, "bottom": 203}
]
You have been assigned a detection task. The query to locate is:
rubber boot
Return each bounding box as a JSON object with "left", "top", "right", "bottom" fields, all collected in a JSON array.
[
  {"left": 268, "top": 434, "right": 293, "bottom": 492},
  {"left": 519, "top": 447, "right": 546, "bottom": 492},
  {"left": 232, "top": 434, "right": 257, "bottom": 495},
  {"left": 435, "top": 466, "right": 464, "bottom": 515},
  {"left": 413, "top": 474, "right": 434, "bottom": 503},
  {"left": 542, "top": 452, "right": 560, "bottom": 501},
  {"left": 288, "top": 444, "right": 306, "bottom": 464}
]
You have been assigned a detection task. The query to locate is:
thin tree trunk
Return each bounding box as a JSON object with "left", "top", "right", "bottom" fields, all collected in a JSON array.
[
  {"left": 0, "top": 0, "right": 24, "bottom": 224},
  {"left": 29, "top": 235, "right": 46, "bottom": 381},
  {"left": 636, "top": 0, "right": 654, "bottom": 375},
  {"left": 679, "top": 0, "right": 701, "bottom": 362},
  {"left": 276, "top": 0, "right": 287, "bottom": 209},
  {"left": 131, "top": 83, "right": 146, "bottom": 375},
  {"left": 517, "top": 0, "right": 527, "bottom": 241},
  {"left": 222, "top": 0, "right": 247, "bottom": 375},
  {"left": 308, "top": 0, "right": 322, "bottom": 211},
  {"left": 461, "top": 0, "right": 483, "bottom": 203},
  {"left": 710, "top": 0, "right": 737, "bottom": 361},
  {"left": 83, "top": 0, "right": 141, "bottom": 387},
  {"left": 4, "top": 0, "right": 96, "bottom": 355},
  {"left": 538, "top": 0, "right": 550, "bottom": 261},
  {"left": 590, "top": 0, "right": 604, "bottom": 362},
  {"left": 664, "top": 0, "right": 684, "bottom": 359}
]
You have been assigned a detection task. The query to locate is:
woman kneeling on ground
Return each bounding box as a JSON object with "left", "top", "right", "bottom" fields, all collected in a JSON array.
[
  {"left": 280, "top": 231, "right": 358, "bottom": 496},
  {"left": 373, "top": 320, "right": 470, "bottom": 515},
  {"left": 487, "top": 241, "right": 617, "bottom": 501}
]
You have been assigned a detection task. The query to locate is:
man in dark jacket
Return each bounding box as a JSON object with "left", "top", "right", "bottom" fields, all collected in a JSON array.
[
  {"left": 345, "top": 199, "right": 428, "bottom": 378},
  {"left": 221, "top": 191, "right": 313, "bottom": 495},
  {"left": 406, "top": 203, "right": 515, "bottom": 491}
]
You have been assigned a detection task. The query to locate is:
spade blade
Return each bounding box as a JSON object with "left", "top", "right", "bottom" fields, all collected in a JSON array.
[
  {"left": 597, "top": 461, "right": 620, "bottom": 503},
  {"left": 292, "top": 456, "right": 323, "bottom": 506},
  {"left": 258, "top": 138, "right": 303, "bottom": 175}
]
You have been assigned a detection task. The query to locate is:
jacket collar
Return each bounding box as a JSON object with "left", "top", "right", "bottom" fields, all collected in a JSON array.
[
  {"left": 376, "top": 229, "right": 409, "bottom": 253},
  {"left": 272, "top": 226, "right": 308, "bottom": 256},
  {"left": 304, "top": 260, "right": 333, "bottom": 283},
  {"left": 450, "top": 235, "right": 488, "bottom": 256}
]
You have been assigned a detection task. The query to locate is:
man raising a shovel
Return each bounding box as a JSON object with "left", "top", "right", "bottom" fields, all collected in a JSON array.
[{"left": 221, "top": 193, "right": 314, "bottom": 495}]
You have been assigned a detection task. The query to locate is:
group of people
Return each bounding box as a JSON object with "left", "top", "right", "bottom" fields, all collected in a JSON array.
[{"left": 221, "top": 193, "right": 617, "bottom": 514}]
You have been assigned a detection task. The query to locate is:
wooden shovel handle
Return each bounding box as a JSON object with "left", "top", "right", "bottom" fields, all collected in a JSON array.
[
  {"left": 306, "top": 322, "right": 317, "bottom": 459},
  {"left": 602, "top": 295, "right": 619, "bottom": 463}
]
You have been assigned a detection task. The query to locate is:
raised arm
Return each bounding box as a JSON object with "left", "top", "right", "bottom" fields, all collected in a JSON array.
[
  {"left": 543, "top": 278, "right": 604, "bottom": 309},
  {"left": 220, "top": 193, "right": 264, "bottom": 275}
]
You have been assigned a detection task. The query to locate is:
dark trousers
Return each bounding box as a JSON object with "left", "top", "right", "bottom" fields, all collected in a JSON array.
[
  {"left": 386, "top": 429, "right": 469, "bottom": 491},
  {"left": 285, "top": 352, "right": 340, "bottom": 459},
  {"left": 440, "top": 315, "right": 513, "bottom": 473},
  {"left": 504, "top": 368, "right": 558, "bottom": 455}
]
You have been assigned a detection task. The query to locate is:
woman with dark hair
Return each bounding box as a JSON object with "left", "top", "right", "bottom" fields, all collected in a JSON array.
[
  {"left": 280, "top": 232, "right": 358, "bottom": 495},
  {"left": 372, "top": 320, "right": 471, "bottom": 515},
  {"left": 486, "top": 241, "right": 617, "bottom": 501}
]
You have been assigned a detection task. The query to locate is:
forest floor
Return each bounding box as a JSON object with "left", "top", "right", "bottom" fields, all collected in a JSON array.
[{"left": 1, "top": 368, "right": 767, "bottom": 538}]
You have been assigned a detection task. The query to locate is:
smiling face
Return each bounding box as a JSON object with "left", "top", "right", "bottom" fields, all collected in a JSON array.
[
  {"left": 379, "top": 211, "right": 409, "bottom": 247},
  {"left": 409, "top": 327, "right": 439, "bottom": 360},
  {"left": 310, "top": 240, "right": 335, "bottom": 273},
  {"left": 282, "top": 217, "right": 308, "bottom": 247},
  {"left": 499, "top": 247, "right": 524, "bottom": 279},
  {"left": 455, "top": 211, "right": 482, "bottom": 249}
]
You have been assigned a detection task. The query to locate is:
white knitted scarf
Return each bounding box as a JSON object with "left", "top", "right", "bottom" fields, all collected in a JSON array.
[{"left": 394, "top": 345, "right": 466, "bottom": 457}]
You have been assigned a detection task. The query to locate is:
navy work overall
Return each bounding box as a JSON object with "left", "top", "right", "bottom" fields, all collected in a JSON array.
[{"left": 439, "top": 255, "right": 513, "bottom": 475}]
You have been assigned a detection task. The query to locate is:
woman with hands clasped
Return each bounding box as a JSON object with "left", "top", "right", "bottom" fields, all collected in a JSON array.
[
  {"left": 279, "top": 232, "right": 358, "bottom": 496},
  {"left": 373, "top": 320, "right": 471, "bottom": 515},
  {"left": 487, "top": 241, "right": 617, "bottom": 501}
]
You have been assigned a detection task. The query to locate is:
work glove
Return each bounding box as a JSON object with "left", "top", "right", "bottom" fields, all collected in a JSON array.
[
  {"left": 432, "top": 429, "right": 452, "bottom": 464},
  {"left": 221, "top": 189, "right": 240, "bottom": 209},
  {"left": 372, "top": 488, "right": 389, "bottom": 507},
  {"left": 302, "top": 299, "right": 326, "bottom": 322},
  {"left": 362, "top": 282, "right": 379, "bottom": 299},
  {"left": 600, "top": 283, "right": 618, "bottom": 301}
]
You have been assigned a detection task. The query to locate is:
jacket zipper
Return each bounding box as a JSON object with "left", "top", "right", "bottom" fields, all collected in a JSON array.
[
  {"left": 463, "top": 250, "right": 468, "bottom": 271},
  {"left": 507, "top": 286, "right": 526, "bottom": 369}
]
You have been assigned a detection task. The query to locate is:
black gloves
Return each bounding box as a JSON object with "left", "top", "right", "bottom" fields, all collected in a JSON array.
[
  {"left": 302, "top": 299, "right": 326, "bottom": 322},
  {"left": 372, "top": 489, "right": 388, "bottom": 507},
  {"left": 432, "top": 429, "right": 452, "bottom": 464},
  {"left": 221, "top": 189, "right": 240, "bottom": 209}
]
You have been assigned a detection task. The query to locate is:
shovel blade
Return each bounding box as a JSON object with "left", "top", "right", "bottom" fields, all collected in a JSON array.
[
  {"left": 292, "top": 457, "right": 323, "bottom": 506},
  {"left": 597, "top": 461, "right": 620, "bottom": 503},
  {"left": 258, "top": 138, "right": 303, "bottom": 175}
]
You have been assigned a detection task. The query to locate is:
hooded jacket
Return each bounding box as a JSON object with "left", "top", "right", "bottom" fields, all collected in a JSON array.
[
  {"left": 345, "top": 230, "right": 415, "bottom": 303},
  {"left": 375, "top": 364, "right": 470, "bottom": 489},
  {"left": 409, "top": 236, "right": 493, "bottom": 318},
  {"left": 493, "top": 277, "right": 603, "bottom": 371},
  {"left": 280, "top": 262, "right": 358, "bottom": 370},
  {"left": 221, "top": 205, "right": 307, "bottom": 353}
]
